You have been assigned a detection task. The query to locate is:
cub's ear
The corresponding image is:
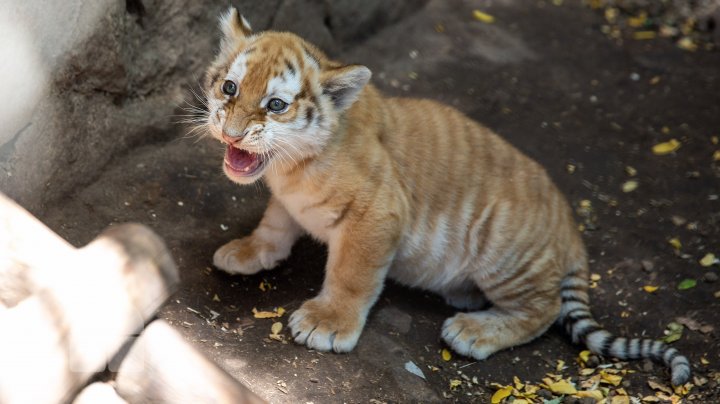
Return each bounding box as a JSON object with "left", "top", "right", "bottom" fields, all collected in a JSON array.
[
  {"left": 320, "top": 65, "right": 372, "bottom": 111},
  {"left": 218, "top": 7, "right": 252, "bottom": 49}
]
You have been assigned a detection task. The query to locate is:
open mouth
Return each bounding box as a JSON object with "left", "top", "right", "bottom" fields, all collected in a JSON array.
[{"left": 223, "top": 145, "right": 266, "bottom": 177}]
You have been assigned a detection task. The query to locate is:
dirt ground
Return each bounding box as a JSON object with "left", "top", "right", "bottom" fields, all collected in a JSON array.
[{"left": 40, "top": 1, "right": 719, "bottom": 402}]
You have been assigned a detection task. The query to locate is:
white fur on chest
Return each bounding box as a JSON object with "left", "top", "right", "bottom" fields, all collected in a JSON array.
[{"left": 276, "top": 192, "right": 339, "bottom": 242}]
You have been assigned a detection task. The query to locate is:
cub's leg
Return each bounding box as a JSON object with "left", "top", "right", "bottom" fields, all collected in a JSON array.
[
  {"left": 288, "top": 210, "right": 401, "bottom": 353},
  {"left": 213, "top": 197, "right": 302, "bottom": 275},
  {"left": 442, "top": 260, "right": 561, "bottom": 359}
]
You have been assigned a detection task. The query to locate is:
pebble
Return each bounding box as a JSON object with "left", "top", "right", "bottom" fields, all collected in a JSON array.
[
  {"left": 703, "top": 272, "right": 718, "bottom": 283},
  {"left": 641, "top": 260, "right": 655, "bottom": 272},
  {"left": 537, "top": 389, "right": 553, "bottom": 399}
]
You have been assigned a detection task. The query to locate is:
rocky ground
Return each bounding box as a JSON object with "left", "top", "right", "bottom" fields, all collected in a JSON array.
[{"left": 40, "top": 0, "right": 719, "bottom": 402}]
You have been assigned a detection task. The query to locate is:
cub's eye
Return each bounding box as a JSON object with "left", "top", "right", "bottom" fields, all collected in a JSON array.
[
  {"left": 221, "top": 80, "right": 237, "bottom": 96},
  {"left": 267, "top": 98, "right": 288, "bottom": 113}
]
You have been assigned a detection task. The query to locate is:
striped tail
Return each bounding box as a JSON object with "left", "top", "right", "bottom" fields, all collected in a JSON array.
[{"left": 558, "top": 273, "right": 691, "bottom": 386}]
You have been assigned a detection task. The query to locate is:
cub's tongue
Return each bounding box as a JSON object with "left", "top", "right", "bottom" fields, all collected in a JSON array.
[{"left": 225, "top": 145, "right": 261, "bottom": 173}]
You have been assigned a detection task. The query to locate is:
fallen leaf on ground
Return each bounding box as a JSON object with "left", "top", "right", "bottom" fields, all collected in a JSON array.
[
  {"left": 449, "top": 379, "right": 462, "bottom": 390},
  {"left": 622, "top": 180, "right": 638, "bottom": 193},
  {"left": 252, "top": 307, "right": 286, "bottom": 319},
  {"left": 472, "top": 10, "right": 495, "bottom": 23},
  {"left": 648, "top": 380, "right": 673, "bottom": 394},
  {"left": 576, "top": 389, "right": 604, "bottom": 400},
  {"left": 677, "top": 279, "right": 696, "bottom": 290},
  {"left": 643, "top": 285, "right": 659, "bottom": 293},
  {"left": 668, "top": 237, "right": 681, "bottom": 250},
  {"left": 600, "top": 370, "right": 622, "bottom": 386},
  {"left": 490, "top": 385, "right": 512, "bottom": 403},
  {"left": 625, "top": 166, "right": 637, "bottom": 176},
  {"left": 441, "top": 348, "right": 452, "bottom": 361},
  {"left": 652, "top": 139, "right": 681, "bottom": 155},
  {"left": 634, "top": 31, "right": 656, "bottom": 40},
  {"left": 700, "top": 253, "right": 717, "bottom": 267},
  {"left": 548, "top": 380, "right": 577, "bottom": 394},
  {"left": 663, "top": 322, "right": 684, "bottom": 343}
]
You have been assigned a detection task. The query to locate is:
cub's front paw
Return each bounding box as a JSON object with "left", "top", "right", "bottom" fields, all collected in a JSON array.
[
  {"left": 213, "top": 237, "right": 264, "bottom": 275},
  {"left": 288, "top": 298, "right": 364, "bottom": 353}
]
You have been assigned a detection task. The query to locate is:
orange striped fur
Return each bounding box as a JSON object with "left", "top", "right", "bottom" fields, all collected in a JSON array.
[{"left": 201, "top": 8, "right": 690, "bottom": 385}]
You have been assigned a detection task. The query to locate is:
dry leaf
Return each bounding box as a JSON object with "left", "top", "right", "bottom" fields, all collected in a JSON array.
[
  {"left": 611, "top": 396, "right": 630, "bottom": 404},
  {"left": 252, "top": 307, "right": 286, "bottom": 319},
  {"left": 625, "top": 166, "right": 637, "bottom": 176},
  {"left": 713, "top": 150, "right": 720, "bottom": 161},
  {"left": 271, "top": 321, "right": 283, "bottom": 335},
  {"left": 441, "top": 348, "right": 452, "bottom": 361},
  {"left": 449, "top": 379, "right": 462, "bottom": 390},
  {"left": 490, "top": 385, "right": 512, "bottom": 403},
  {"left": 700, "top": 253, "right": 717, "bottom": 267},
  {"left": 576, "top": 390, "right": 604, "bottom": 400},
  {"left": 668, "top": 238, "right": 681, "bottom": 250},
  {"left": 621, "top": 180, "right": 639, "bottom": 193},
  {"left": 600, "top": 370, "right": 622, "bottom": 386},
  {"left": 472, "top": 10, "right": 495, "bottom": 23},
  {"left": 643, "top": 285, "right": 659, "bottom": 293},
  {"left": 547, "top": 380, "right": 577, "bottom": 394},
  {"left": 634, "top": 31, "right": 656, "bottom": 40},
  {"left": 648, "top": 380, "right": 673, "bottom": 394},
  {"left": 652, "top": 139, "right": 681, "bottom": 155}
]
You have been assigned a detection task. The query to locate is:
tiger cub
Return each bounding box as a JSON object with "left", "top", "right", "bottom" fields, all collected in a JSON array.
[{"left": 201, "top": 7, "right": 690, "bottom": 385}]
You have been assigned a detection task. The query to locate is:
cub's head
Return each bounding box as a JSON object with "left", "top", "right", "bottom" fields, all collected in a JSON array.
[{"left": 202, "top": 7, "right": 371, "bottom": 184}]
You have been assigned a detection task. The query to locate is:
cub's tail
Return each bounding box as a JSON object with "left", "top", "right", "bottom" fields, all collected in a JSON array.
[{"left": 557, "top": 273, "right": 691, "bottom": 386}]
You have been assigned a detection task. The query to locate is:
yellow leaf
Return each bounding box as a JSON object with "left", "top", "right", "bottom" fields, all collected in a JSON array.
[
  {"left": 643, "top": 285, "right": 659, "bottom": 293},
  {"left": 648, "top": 380, "right": 673, "bottom": 394},
  {"left": 473, "top": 10, "right": 495, "bottom": 24},
  {"left": 441, "top": 348, "right": 452, "bottom": 361},
  {"left": 548, "top": 380, "right": 577, "bottom": 395},
  {"left": 580, "top": 199, "right": 592, "bottom": 209},
  {"left": 513, "top": 376, "right": 524, "bottom": 390},
  {"left": 622, "top": 180, "right": 639, "bottom": 193},
  {"left": 449, "top": 379, "right": 463, "bottom": 390},
  {"left": 668, "top": 237, "right": 681, "bottom": 250},
  {"left": 611, "top": 396, "right": 630, "bottom": 404},
  {"left": 491, "top": 385, "right": 512, "bottom": 403},
  {"left": 512, "top": 400, "right": 529, "bottom": 404},
  {"left": 252, "top": 307, "right": 285, "bottom": 319},
  {"left": 642, "top": 396, "right": 661, "bottom": 402},
  {"left": 580, "top": 368, "right": 596, "bottom": 376},
  {"left": 700, "top": 357, "right": 710, "bottom": 365},
  {"left": 271, "top": 321, "right": 283, "bottom": 335},
  {"left": 556, "top": 360, "right": 565, "bottom": 371},
  {"left": 576, "top": 390, "right": 604, "bottom": 400},
  {"left": 579, "top": 350, "right": 591, "bottom": 364},
  {"left": 712, "top": 136, "right": 719, "bottom": 145},
  {"left": 713, "top": 150, "right": 720, "bottom": 161},
  {"left": 590, "top": 273, "right": 601, "bottom": 282},
  {"left": 625, "top": 166, "right": 637, "bottom": 176},
  {"left": 634, "top": 31, "right": 656, "bottom": 40},
  {"left": 700, "top": 253, "right": 716, "bottom": 267},
  {"left": 600, "top": 370, "right": 622, "bottom": 386},
  {"left": 652, "top": 139, "right": 681, "bottom": 155}
]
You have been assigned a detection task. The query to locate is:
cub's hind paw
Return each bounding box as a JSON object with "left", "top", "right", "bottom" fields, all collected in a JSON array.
[
  {"left": 288, "top": 298, "right": 363, "bottom": 353},
  {"left": 441, "top": 313, "right": 497, "bottom": 360},
  {"left": 213, "top": 237, "right": 264, "bottom": 275}
]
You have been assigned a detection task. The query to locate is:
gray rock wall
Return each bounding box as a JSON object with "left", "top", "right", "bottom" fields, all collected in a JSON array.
[{"left": 0, "top": 0, "right": 427, "bottom": 214}]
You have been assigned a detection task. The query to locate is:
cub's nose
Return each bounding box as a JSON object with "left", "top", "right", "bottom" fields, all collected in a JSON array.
[{"left": 221, "top": 129, "right": 244, "bottom": 145}]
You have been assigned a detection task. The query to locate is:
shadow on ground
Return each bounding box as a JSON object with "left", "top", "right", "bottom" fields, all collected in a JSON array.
[{"left": 42, "top": 1, "right": 719, "bottom": 402}]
